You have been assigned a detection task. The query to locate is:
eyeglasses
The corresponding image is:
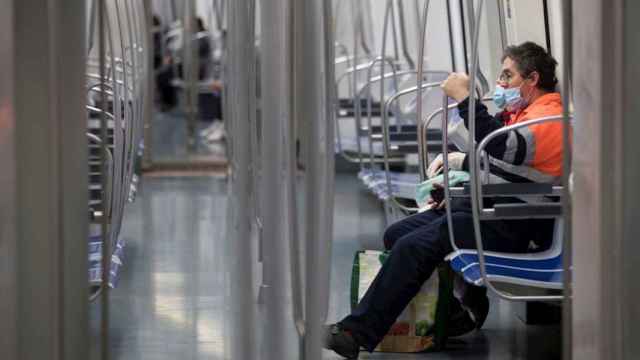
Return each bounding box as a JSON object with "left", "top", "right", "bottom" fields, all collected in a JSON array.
[
  {"left": 498, "top": 71, "right": 513, "bottom": 83},
  {"left": 499, "top": 70, "right": 536, "bottom": 84}
]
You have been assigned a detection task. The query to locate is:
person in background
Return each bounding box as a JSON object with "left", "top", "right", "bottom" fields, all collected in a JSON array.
[
  {"left": 200, "top": 29, "right": 226, "bottom": 143},
  {"left": 195, "top": 17, "right": 212, "bottom": 80},
  {"left": 154, "top": 15, "right": 178, "bottom": 111},
  {"left": 156, "top": 17, "right": 214, "bottom": 112}
]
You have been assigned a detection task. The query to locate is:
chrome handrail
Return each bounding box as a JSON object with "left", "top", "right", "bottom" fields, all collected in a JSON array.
[
  {"left": 380, "top": 82, "right": 441, "bottom": 212},
  {"left": 418, "top": 96, "right": 492, "bottom": 180},
  {"left": 355, "top": 56, "right": 400, "bottom": 168}
]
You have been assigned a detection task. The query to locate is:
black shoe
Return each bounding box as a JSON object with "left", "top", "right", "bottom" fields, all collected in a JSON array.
[
  {"left": 446, "top": 308, "right": 478, "bottom": 337},
  {"left": 426, "top": 297, "right": 475, "bottom": 338},
  {"left": 460, "top": 285, "right": 490, "bottom": 330},
  {"left": 441, "top": 292, "right": 490, "bottom": 338},
  {"left": 324, "top": 324, "right": 360, "bottom": 359}
]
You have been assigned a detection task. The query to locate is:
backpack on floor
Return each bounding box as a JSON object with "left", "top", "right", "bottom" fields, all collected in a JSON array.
[{"left": 350, "top": 250, "right": 455, "bottom": 352}]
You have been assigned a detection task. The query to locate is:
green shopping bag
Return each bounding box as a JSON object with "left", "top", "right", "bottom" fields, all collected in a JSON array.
[{"left": 350, "top": 250, "right": 455, "bottom": 352}]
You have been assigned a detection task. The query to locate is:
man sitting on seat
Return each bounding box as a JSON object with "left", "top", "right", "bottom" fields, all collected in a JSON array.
[{"left": 325, "top": 41, "right": 564, "bottom": 359}]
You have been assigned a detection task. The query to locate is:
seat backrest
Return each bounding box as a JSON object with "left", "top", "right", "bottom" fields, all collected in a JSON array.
[{"left": 547, "top": 218, "right": 564, "bottom": 258}]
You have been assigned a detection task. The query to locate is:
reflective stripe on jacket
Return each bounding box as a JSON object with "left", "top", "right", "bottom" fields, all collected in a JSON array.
[{"left": 458, "top": 92, "right": 564, "bottom": 183}]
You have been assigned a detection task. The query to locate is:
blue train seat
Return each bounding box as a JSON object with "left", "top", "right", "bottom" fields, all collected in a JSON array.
[{"left": 446, "top": 220, "right": 564, "bottom": 289}]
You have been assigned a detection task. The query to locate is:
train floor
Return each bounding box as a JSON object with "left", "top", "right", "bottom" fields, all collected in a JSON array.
[
  {"left": 89, "top": 170, "right": 562, "bottom": 359},
  {"left": 151, "top": 110, "right": 227, "bottom": 162}
]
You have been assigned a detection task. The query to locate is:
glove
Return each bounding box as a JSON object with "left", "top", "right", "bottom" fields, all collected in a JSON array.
[
  {"left": 448, "top": 152, "right": 466, "bottom": 171},
  {"left": 426, "top": 152, "right": 466, "bottom": 179},
  {"left": 427, "top": 153, "right": 444, "bottom": 179}
]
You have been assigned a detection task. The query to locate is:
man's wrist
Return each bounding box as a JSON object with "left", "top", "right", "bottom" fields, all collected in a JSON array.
[{"left": 453, "top": 90, "right": 470, "bottom": 102}]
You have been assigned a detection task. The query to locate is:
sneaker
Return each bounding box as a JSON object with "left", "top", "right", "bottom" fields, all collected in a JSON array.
[
  {"left": 324, "top": 324, "right": 360, "bottom": 359},
  {"left": 200, "top": 120, "right": 223, "bottom": 137},
  {"left": 205, "top": 121, "right": 226, "bottom": 142}
]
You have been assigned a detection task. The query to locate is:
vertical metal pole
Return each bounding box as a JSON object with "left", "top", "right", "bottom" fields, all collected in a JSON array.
[
  {"left": 396, "top": 0, "right": 416, "bottom": 69},
  {"left": 416, "top": 0, "right": 431, "bottom": 182},
  {"left": 358, "top": 1, "right": 372, "bottom": 57},
  {"left": 260, "top": 0, "right": 290, "bottom": 357},
  {"left": 88, "top": 0, "right": 97, "bottom": 53},
  {"left": 113, "top": 0, "right": 134, "bottom": 219},
  {"left": 468, "top": 0, "right": 488, "bottom": 298},
  {"left": 351, "top": 0, "right": 363, "bottom": 169},
  {"left": 561, "top": 1, "right": 572, "bottom": 359},
  {"left": 322, "top": 0, "right": 336, "bottom": 331},
  {"left": 496, "top": 0, "right": 509, "bottom": 50},
  {"left": 104, "top": 6, "right": 124, "bottom": 253},
  {"left": 0, "top": 3, "right": 17, "bottom": 358},
  {"left": 226, "top": 0, "right": 257, "bottom": 358},
  {"left": 98, "top": 1, "right": 111, "bottom": 359},
  {"left": 298, "top": 0, "right": 334, "bottom": 358},
  {"left": 287, "top": 0, "right": 306, "bottom": 354},
  {"left": 143, "top": 0, "right": 154, "bottom": 169},
  {"left": 170, "top": 0, "right": 178, "bottom": 21},
  {"left": 184, "top": 0, "right": 198, "bottom": 150},
  {"left": 0, "top": 0, "right": 88, "bottom": 359},
  {"left": 445, "top": 0, "right": 456, "bottom": 71},
  {"left": 448, "top": 0, "right": 467, "bottom": 72},
  {"left": 389, "top": 2, "right": 401, "bottom": 63},
  {"left": 363, "top": 0, "right": 376, "bottom": 55},
  {"left": 247, "top": 0, "right": 261, "bottom": 265},
  {"left": 378, "top": 0, "right": 396, "bottom": 198}
]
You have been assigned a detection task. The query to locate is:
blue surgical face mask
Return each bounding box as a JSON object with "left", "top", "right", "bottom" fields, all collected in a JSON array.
[
  {"left": 493, "top": 85, "right": 508, "bottom": 108},
  {"left": 493, "top": 85, "right": 524, "bottom": 110}
]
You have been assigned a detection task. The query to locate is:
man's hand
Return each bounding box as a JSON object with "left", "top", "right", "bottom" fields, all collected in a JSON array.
[
  {"left": 441, "top": 72, "right": 471, "bottom": 102},
  {"left": 427, "top": 153, "right": 445, "bottom": 179},
  {"left": 426, "top": 152, "right": 467, "bottom": 179},
  {"left": 428, "top": 183, "right": 447, "bottom": 209}
]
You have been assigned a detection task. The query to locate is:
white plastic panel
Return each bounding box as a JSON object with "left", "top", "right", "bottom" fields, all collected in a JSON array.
[{"left": 502, "top": 0, "right": 547, "bottom": 47}]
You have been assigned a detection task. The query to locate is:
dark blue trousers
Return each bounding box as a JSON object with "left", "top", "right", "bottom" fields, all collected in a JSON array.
[{"left": 340, "top": 207, "right": 546, "bottom": 351}]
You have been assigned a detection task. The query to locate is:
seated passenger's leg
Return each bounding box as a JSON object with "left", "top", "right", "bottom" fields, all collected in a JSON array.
[
  {"left": 157, "top": 68, "right": 177, "bottom": 109},
  {"left": 211, "top": 92, "right": 223, "bottom": 121},
  {"left": 341, "top": 214, "right": 451, "bottom": 351},
  {"left": 336, "top": 212, "right": 533, "bottom": 352},
  {"left": 383, "top": 209, "right": 444, "bottom": 250}
]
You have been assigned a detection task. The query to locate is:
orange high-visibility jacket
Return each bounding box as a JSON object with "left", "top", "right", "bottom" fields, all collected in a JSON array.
[{"left": 459, "top": 92, "right": 564, "bottom": 184}]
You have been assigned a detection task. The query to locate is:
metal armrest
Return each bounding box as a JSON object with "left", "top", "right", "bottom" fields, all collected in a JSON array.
[
  {"left": 491, "top": 203, "right": 563, "bottom": 219},
  {"left": 474, "top": 115, "right": 571, "bottom": 207},
  {"left": 462, "top": 183, "right": 562, "bottom": 197}
]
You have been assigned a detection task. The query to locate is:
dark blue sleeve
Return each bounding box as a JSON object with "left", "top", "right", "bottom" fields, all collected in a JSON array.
[{"left": 457, "top": 97, "right": 527, "bottom": 165}]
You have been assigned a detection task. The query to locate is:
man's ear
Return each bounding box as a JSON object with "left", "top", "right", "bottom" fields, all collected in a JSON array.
[{"left": 528, "top": 71, "right": 541, "bottom": 88}]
